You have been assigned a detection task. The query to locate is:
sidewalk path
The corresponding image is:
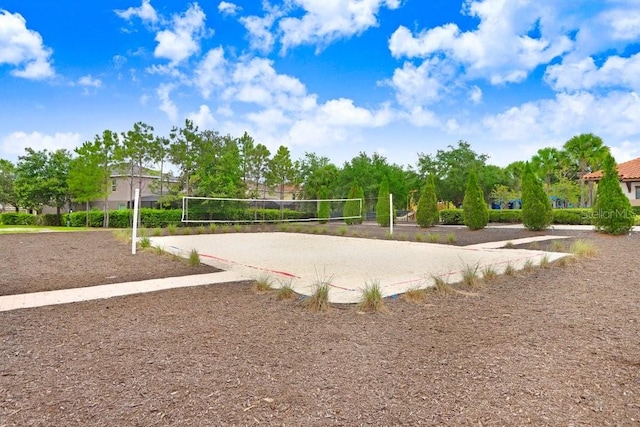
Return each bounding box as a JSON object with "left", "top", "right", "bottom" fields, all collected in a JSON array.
[{"left": 0, "top": 271, "right": 249, "bottom": 312}]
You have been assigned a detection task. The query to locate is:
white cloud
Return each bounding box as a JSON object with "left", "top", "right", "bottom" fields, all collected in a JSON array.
[
  {"left": 0, "top": 10, "right": 54, "bottom": 80},
  {"left": 278, "top": 0, "right": 401, "bottom": 52},
  {"left": 218, "top": 1, "right": 240, "bottom": 17},
  {"left": 188, "top": 104, "right": 216, "bottom": 129},
  {"left": 545, "top": 54, "right": 640, "bottom": 92},
  {"left": 78, "top": 75, "right": 102, "bottom": 88},
  {"left": 469, "top": 86, "right": 482, "bottom": 104},
  {"left": 240, "top": 14, "right": 277, "bottom": 53},
  {"left": 388, "top": 0, "right": 572, "bottom": 85},
  {"left": 194, "top": 47, "right": 227, "bottom": 99},
  {"left": 154, "top": 3, "right": 208, "bottom": 65},
  {"left": 157, "top": 83, "right": 178, "bottom": 121},
  {"left": 479, "top": 90, "right": 640, "bottom": 160},
  {"left": 114, "top": 0, "right": 159, "bottom": 23},
  {"left": 383, "top": 57, "right": 455, "bottom": 109},
  {"left": 1, "top": 131, "right": 82, "bottom": 158}
]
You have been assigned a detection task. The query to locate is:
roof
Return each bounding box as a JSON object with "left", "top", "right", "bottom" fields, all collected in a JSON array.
[{"left": 583, "top": 157, "right": 640, "bottom": 181}]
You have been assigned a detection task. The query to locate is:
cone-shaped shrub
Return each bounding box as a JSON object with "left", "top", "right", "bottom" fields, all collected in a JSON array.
[
  {"left": 343, "top": 182, "right": 362, "bottom": 225},
  {"left": 592, "top": 153, "right": 635, "bottom": 235},
  {"left": 416, "top": 174, "right": 439, "bottom": 227},
  {"left": 522, "top": 162, "right": 552, "bottom": 231},
  {"left": 462, "top": 170, "right": 489, "bottom": 230},
  {"left": 356, "top": 185, "right": 366, "bottom": 223},
  {"left": 376, "top": 176, "right": 391, "bottom": 227},
  {"left": 318, "top": 188, "right": 330, "bottom": 224}
]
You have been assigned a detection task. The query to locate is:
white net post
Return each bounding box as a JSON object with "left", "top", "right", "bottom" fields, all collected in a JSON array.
[
  {"left": 131, "top": 188, "right": 140, "bottom": 255},
  {"left": 389, "top": 193, "right": 394, "bottom": 236}
]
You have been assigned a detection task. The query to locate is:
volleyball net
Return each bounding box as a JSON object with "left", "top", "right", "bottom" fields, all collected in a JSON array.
[{"left": 181, "top": 196, "right": 363, "bottom": 224}]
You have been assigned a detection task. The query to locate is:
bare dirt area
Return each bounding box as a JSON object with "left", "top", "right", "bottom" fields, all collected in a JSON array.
[{"left": 1, "top": 225, "right": 640, "bottom": 426}]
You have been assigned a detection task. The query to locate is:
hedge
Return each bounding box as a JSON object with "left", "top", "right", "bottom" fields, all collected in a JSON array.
[
  {"left": 439, "top": 208, "right": 597, "bottom": 226},
  {"left": 440, "top": 209, "right": 464, "bottom": 225},
  {"left": 0, "top": 212, "right": 36, "bottom": 225},
  {"left": 489, "top": 209, "right": 522, "bottom": 223}
]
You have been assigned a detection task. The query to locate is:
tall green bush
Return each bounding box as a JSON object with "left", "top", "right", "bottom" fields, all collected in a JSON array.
[
  {"left": 343, "top": 182, "right": 362, "bottom": 225},
  {"left": 376, "top": 177, "right": 391, "bottom": 227},
  {"left": 416, "top": 174, "right": 439, "bottom": 227},
  {"left": 462, "top": 170, "right": 489, "bottom": 230},
  {"left": 592, "top": 153, "right": 635, "bottom": 235},
  {"left": 521, "top": 163, "right": 553, "bottom": 231},
  {"left": 318, "top": 188, "right": 330, "bottom": 224}
]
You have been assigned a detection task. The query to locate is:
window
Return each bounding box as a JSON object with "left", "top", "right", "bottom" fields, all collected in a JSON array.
[
  {"left": 111, "top": 179, "right": 117, "bottom": 191},
  {"left": 636, "top": 186, "right": 640, "bottom": 200}
]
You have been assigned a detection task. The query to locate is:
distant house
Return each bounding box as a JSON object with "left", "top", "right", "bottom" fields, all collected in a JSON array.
[
  {"left": 583, "top": 157, "right": 640, "bottom": 207},
  {"left": 68, "top": 166, "right": 178, "bottom": 212}
]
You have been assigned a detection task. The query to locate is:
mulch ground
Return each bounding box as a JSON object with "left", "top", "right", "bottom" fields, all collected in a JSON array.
[{"left": 1, "top": 223, "right": 639, "bottom": 426}]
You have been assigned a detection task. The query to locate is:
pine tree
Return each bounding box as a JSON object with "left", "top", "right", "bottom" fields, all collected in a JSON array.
[
  {"left": 416, "top": 174, "right": 439, "bottom": 227},
  {"left": 376, "top": 177, "right": 391, "bottom": 227},
  {"left": 343, "top": 182, "right": 361, "bottom": 225},
  {"left": 592, "top": 153, "right": 635, "bottom": 235},
  {"left": 522, "top": 162, "right": 553, "bottom": 231},
  {"left": 318, "top": 188, "right": 330, "bottom": 224},
  {"left": 462, "top": 170, "right": 489, "bottom": 230}
]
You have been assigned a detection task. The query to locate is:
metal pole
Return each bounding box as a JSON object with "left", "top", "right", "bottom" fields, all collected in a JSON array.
[
  {"left": 131, "top": 188, "right": 140, "bottom": 255},
  {"left": 389, "top": 193, "right": 393, "bottom": 236}
]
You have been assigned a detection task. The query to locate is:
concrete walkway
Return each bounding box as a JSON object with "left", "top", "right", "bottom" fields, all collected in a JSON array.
[{"left": 0, "top": 271, "right": 249, "bottom": 312}]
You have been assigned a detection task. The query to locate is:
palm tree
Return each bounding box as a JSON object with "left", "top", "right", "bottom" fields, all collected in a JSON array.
[{"left": 562, "top": 133, "right": 608, "bottom": 207}]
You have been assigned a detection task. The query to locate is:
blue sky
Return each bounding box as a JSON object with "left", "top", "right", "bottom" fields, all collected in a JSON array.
[{"left": 1, "top": 0, "right": 640, "bottom": 169}]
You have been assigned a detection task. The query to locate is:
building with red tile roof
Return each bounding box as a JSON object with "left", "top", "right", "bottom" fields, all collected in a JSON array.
[{"left": 583, "top": 157, "right": 640, "bottom": 207}]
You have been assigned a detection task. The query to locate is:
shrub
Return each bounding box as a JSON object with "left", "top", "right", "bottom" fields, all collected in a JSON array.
[
  {"left": 489, "top": 209, "right": 522, "bottom": 223},
  {"left": 318, "top": 189, "right": 330, "bottom": 224},
  {"left": 440, "top": 209, "right": 464, "bottom": 225},
  {"left": 592, "top": 153, "right": 635, "bottom": 235},
  {"left": 357, "top": 280, "right": 387, "bottom": 313},
  {"left": 0, "top": 213, "right": 36, "bottom": 225},
  {"left": 356, "top": 185, "right": 366, "bottom": 223},
  {"left": 343, "top": 182, "right": 363, "bottom": 225},
  {"left": 416, "top": 175, "right": 440, "bottom": 227},
  {"left": 376, "top": 176, "right": 391, "bottom": 227},
  {"left": 522, "top": 163, "right": 553, "bottom": 231},
  {"left": 552, "top": 208, "right": 592, "bottom": 225},
  {"left": 462, "top": 170, "right": 489, "bottom": 230}
]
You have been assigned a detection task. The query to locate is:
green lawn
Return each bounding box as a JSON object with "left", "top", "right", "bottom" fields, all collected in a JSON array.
[{"left": 0, "top": 225, "right": 93, "bottom": 234}]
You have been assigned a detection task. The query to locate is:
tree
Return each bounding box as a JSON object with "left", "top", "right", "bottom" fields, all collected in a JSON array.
[
  {"left": 0, "top": 159, "right": 18, "bottom": 211},
  {"left": 462, "top": 170, "right": 489, "bottom": 230},
  {"left": 531, "top": 147, "right": 561, "bottom": 193},
  {"left": 376, "top": 176, "right": 391, "bottom": 227},
  {"left": 298, "top": 152, "right": 338, "bottom": 200},
  {"left": 14, "top": 148, "right": 71, "bottom": 219},
  {"left": 68, "top": 141, "right": 108, "bottom": 226},
  {"left": 117, "top": 122, "right": 155, "bottom": 209},
  {"left": 417, "top": 141, "right": 489, "bottom": 206},
  {"left": 592, "top": 153, "right": 635, "bottom": 235},
  {"left": 96, "top": 130, "right": 119, "bottom": 227},
  {"left": 563, "top": 133, "right": 608, "bottom": 207},
  {"left": 521, "top": 163, "right": 553, "bottom": 231},
  {"left": 266, "top": 145, "right": 296, "bottom": 201},
  {"left": 149, "top": 136, "right": 170, "bottom": 198},
  {"left": 490, "top": 184, "right": 517, "bottom": 209},
  {"left": 246, "top": 143, "right": 271, "bottom": 199},
  {"left": 169, "top": 119, "right": 200, "bottom": 197},
  {"left": 318, "top": 188, "right": 330, "bottom": 224},
  {"left": 416, "top": 174, "right": 439, "bottom": 227},
  {"left": 343, "top": 182, "right": 363, "bottom": 225}
]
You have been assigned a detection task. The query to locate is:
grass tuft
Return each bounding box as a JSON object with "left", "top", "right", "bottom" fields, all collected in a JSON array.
[
  {"left": 549, "top": 240, "right": 566, "bottom": 252},
  {"left": 522, "top": 259, "right": 535, "bottom": 273},
  {"left": 209, "top": 223, "right": 218, "bottom": 233},
  {"left": 167, "top": 223, "right": 178, "bottom": 234},
  {"left": 570, "top": 239, "right": 597, "bottom": 258},
  {"left": 539, "top": 254, "right": 550, "bottom": 269},
  {"left": 139, "top": 236, "right": 151, "bottom": 249},
  {"left": 426, "top": 233, "right": 440, "bottom": 243},
  {"left": 253, "top": 275, "right": 274, "bottom": 292},
  {"left": 337, "top": 226, "right": 348, "bottom": 236},
  {"left": 431, "top": 273, "right": 454, "bottom": 295},
  {"left": 461, "top": 262, "right": 480, "bottom": 287},
  {"left": 152, "top": 227, "right": 163, "bottom": 236},
  {"left": 357, "top": 280, "right": 387, "bottom": 313},
  {"left": 188, "top": 248, "right": 200, "bottom": 266},
  {"left": 196, "top": 225, "right": 206, "bottom": 234},
  {"left": 482, "top": 265, "right": 498, "bottom": 282},
  {"left": 154, "top": 246, "right": 165, "bottom": 256},
  {"left": 304, "top": 275, "right": 332, "bottom": 312},
  {"left": 446, "top": 233, "right": 457, "bottom": 244},
  {"left": 402, "top": 285, "right": 427, "bottom": 303},
  {"left": 415, "top": 233, "right": 423, "bottom": 242},
  {"left": 503, "top": 262, "right": 516, "bottom": 276},
  {"left": 504, "top": 241, "right": 515, "bottom": 249},
  {"left": 233, "top": 224, "right": 243, "bottom": 233},
  {"left": 276, "top": 280, "right": 296, "bottom": 300}
]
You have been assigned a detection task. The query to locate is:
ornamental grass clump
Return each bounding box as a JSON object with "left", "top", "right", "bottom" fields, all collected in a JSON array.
[
  {"left": 188, "top": 249, "right": 200, "bottom": 266},
  {"left": 357, "top": 280, "right": 387, "bottom": 313}
]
